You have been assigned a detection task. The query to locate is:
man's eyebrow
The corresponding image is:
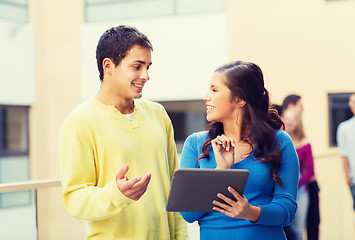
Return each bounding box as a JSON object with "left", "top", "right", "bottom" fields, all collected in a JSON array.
[{"left": 133, "top": 60, "right": 152, "bottom": 66}]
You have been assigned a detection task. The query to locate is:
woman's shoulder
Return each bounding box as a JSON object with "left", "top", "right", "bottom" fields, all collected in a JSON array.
[
  {"left": 182, "top": 131, "right": 208, "bottom": 148},
  {"left": 181, "top": 131, "right": 208, "bottom": 157},
  {"left": 186, "top": 131, "right": 208, "bottom": 142},
  {"left": 275, "top": 129, "right": 294, "bottom": 148},
  {"left": 275, "top": 129, "right": 291, "bottom": 141}
]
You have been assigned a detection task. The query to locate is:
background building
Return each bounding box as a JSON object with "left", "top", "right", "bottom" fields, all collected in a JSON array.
[{"left": 0, "top": 0, "right": 355, "bottom": 239}]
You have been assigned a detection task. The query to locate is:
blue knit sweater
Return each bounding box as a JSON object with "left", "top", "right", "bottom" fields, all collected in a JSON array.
[{"left": 179, "top": 130, "right": 299, "bottom": 240}]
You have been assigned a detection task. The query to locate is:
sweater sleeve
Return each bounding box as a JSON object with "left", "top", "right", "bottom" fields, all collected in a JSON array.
[
  {"left": 59, "top": 124, "right": 133, "bottom": 221},
  {"left": 162, "top": 108, "right": 188, "bottom": 239},
  {"left": 179, "top": 134, "right": 206, "bottom": 223},
  {"left": 163, "top": 109, "right": 179, "bottom": 180},
  {"left": 255, "top": 131, "right": 299, "bottom": 226}
]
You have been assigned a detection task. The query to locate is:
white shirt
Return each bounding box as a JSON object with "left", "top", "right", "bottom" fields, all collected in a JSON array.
[
  {"left": 337, "top": 116, "right": 355, "bottom": 180},
  {"left": 123, "top": 112, "right": 134, "bottom": 121}
]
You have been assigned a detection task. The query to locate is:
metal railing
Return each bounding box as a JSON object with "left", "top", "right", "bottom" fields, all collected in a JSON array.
[
  {"left": 0, "top": 179, "right": 61, "bottom": 240},
  {"left": 0, "top": 179, "right": 61, "bottom": 193}
]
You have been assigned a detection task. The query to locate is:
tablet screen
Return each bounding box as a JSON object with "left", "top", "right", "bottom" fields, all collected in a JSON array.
[{"left": 166, "top": 168, "right": 249, "bottom": 212}]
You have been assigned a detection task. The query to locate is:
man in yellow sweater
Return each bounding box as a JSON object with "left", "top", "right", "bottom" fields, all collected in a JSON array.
[{"left": 59, "top": 25, "right": 187, "bottom": 240}]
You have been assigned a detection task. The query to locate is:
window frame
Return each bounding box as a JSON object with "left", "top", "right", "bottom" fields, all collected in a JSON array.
[
  {"left": 0, "top": 105, "right": 30, "bottom": 157},
  {"left": 328, "top": 93, "right": 353, "bottom": 147},
  {"left": 84, "top": 0, "right": 224, "bottom": 22},
  {"left": 0, "top": 0, "right": 28, "bottom": 23}
]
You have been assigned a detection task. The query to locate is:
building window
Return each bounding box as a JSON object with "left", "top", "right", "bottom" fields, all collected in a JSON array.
[
  {"left": 328, "top": 93, "right": 353, "bottom": 147},
  {"left": 159, "top": 100, "right": 208, "bottom": 153},
  {"left": 85, "top": 0, "right": 224, "bottom": 22},
  {"left": 0, "top": 106, "right": 29, "bottom": 155},
  {"left": 0, "top": 0, "right": 28, "bottom": 23},
  {"left": 0, "top": 105, "right": 30, "bottom": 208}
]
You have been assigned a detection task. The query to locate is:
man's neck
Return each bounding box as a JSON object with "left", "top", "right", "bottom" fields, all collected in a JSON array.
[{"left": 95, "top": 90, "right": 134, "bottom": 114}]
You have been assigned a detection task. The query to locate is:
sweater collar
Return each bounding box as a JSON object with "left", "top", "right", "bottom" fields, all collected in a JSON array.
[{"left": 92, "top": 98, "right": 139, "bottom": 113}]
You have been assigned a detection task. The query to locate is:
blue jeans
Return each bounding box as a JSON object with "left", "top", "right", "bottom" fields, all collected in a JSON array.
[
  {"left": 284, "top": 186, "right": 309, "bottom": 240},
  {"left": 350, "top": 184, "right": 355, "bottom": 210}
]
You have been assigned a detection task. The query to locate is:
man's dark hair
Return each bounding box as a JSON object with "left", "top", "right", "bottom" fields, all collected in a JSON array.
[
  {"left": 96, "top": 25, "right": 153, "bottom": 81},
  {"left": 282, "top": 94, "right": 301, "bottom": 112}
]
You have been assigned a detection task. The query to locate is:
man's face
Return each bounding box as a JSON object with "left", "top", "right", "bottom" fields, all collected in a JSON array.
[
  {"left": 349, "top": 94, "right": 355, "bottom": 116},
  {"left": 104, "top": 45, "right": 152, "bottom": 100}
]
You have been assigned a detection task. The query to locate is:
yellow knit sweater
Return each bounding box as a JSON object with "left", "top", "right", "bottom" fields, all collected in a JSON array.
[{"left": 59, "top": 98, "right": 187, "bottom": 240}]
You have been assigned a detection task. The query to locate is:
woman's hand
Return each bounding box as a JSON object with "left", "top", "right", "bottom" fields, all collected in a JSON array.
[
  {"left": 212, "top": 186, "right": 261, "bottom": 222},
  {"left": 211, "top": 134, "right": 235, "bottom": 169}
]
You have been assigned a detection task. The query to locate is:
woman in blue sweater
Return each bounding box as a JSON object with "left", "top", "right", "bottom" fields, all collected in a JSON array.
[{"left": 179, "top": 61, "right": 299, "bottom": 239}]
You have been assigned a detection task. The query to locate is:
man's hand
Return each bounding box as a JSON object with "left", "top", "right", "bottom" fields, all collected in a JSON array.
[{"left": 115, "top": 164, "right": 151, "bottom": 201}]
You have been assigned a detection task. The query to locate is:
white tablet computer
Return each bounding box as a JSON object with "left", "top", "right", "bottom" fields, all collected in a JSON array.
[{"left": 166, "top": 168, "right": 249, "bottom": 212}]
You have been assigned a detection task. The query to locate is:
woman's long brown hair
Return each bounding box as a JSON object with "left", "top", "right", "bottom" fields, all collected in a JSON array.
[{"left": 197, "top": 61, "right": 284, "bottom": 186}]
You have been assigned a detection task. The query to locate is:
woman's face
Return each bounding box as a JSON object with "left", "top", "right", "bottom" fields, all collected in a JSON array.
[
  {"left": 282, "top": 110, "right": 298, "bottom": 134},
  {"left": 204, "top": 72, "right": 238, "bottom": 123}
]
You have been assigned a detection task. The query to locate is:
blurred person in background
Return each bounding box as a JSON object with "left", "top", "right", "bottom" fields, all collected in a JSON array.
[
  {"left": 282, "top": 108, "right": 319, "bottom": 240},
  {"left": 59, "top": 25, "right": 187, "bottom": 240},
  {"left": 282, "top": 94, "right": 303, "bottom": 115},
  {"left": 282, "top": 94, "right": 320, "bottom": 240},
  {"left": 337, "top": 93, "right": 355, "bottom": 214}
]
